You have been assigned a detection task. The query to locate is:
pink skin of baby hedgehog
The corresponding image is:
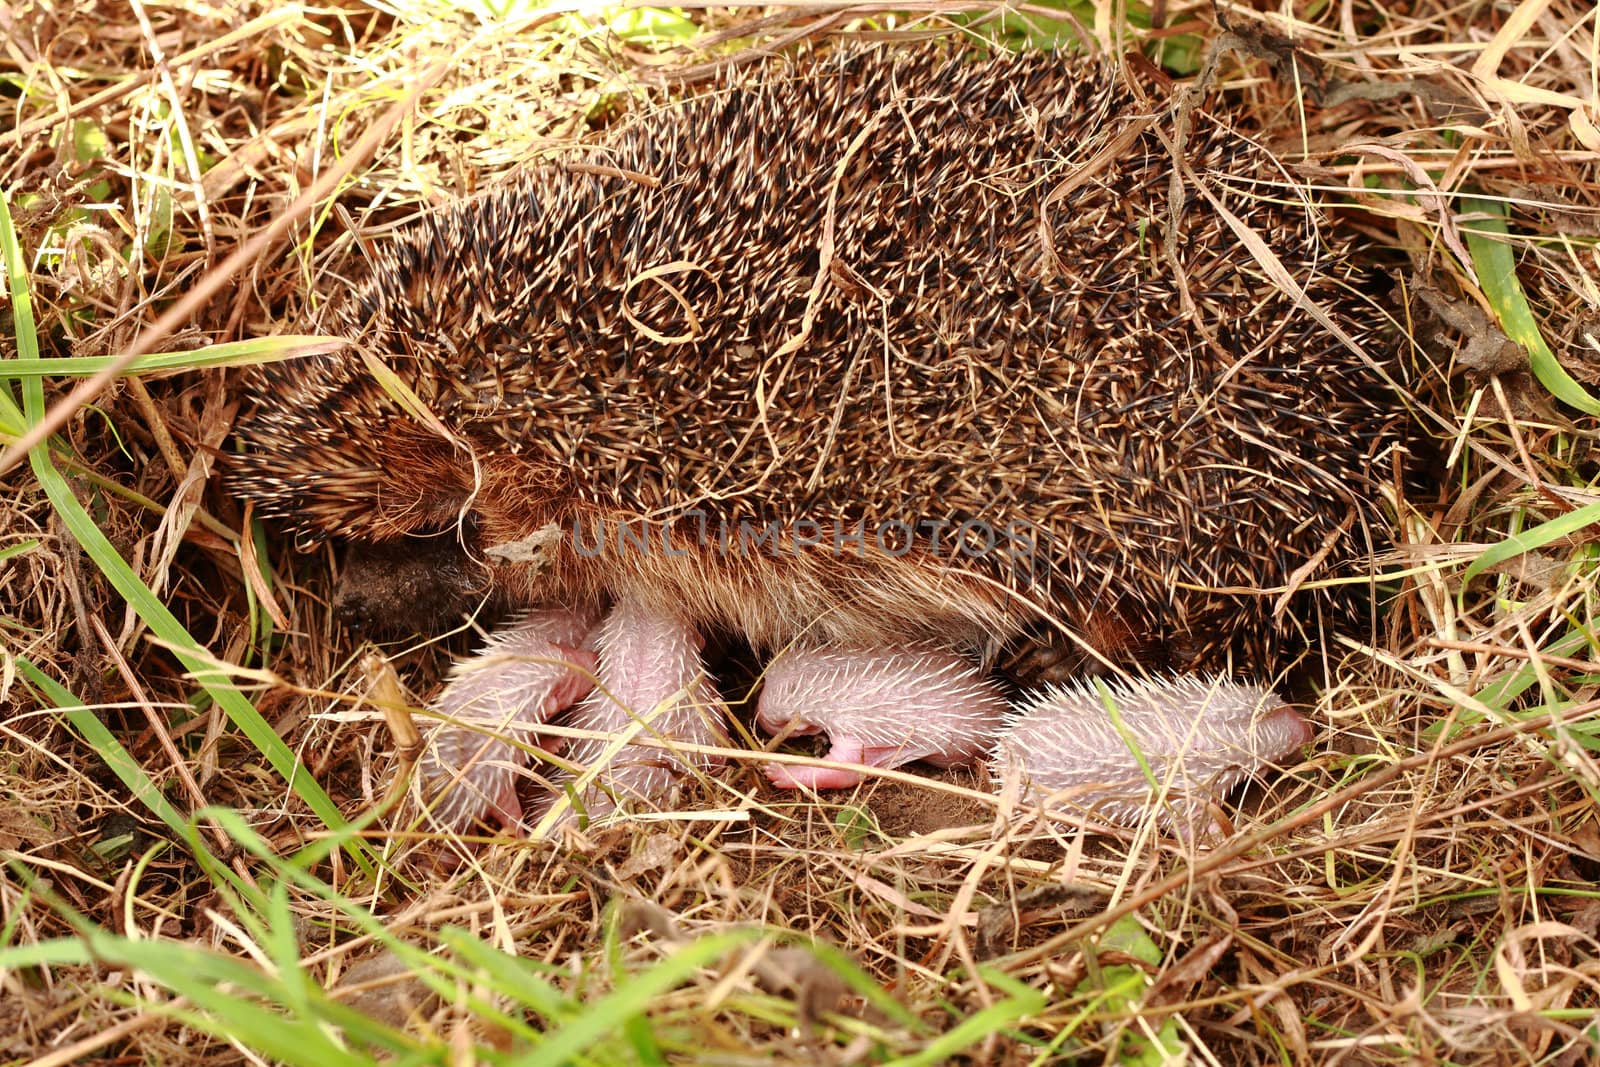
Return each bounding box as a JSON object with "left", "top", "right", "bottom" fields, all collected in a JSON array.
[
  {"left": 416, "top": 607, "right": 599, "bottom": 834},
  {"left": 551, "top": 595, "right": 730, "bottom": 822},
  {"left": 757, "top": 646, "right": 1007, "bottom": 789},
  {"left": 419, "top": 608, "right": 1310, "bottom": 837},
  {"left": 991, "top": 675, "right": 1313, "bottom": 836}
]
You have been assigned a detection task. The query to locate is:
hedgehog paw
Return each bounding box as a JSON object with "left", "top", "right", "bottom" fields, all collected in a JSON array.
[
  {"left": 763, "top": 732, "right": 875, "bottom": 790},
  {"left": 765, "top": 761, "right": 868, "bottom": 790}
]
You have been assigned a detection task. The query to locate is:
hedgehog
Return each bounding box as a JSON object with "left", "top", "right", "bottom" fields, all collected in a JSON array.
[
  {"left": 757, "top": 646, "right": 1008, "bottom": 789},
  {"left": 752, "top": 648, "right": 1308, "bottom": 833},
  {"left": 411, "top": 607, "right": 598, "bottom": 834},
  {"left": 234, "top": 43, "right": 1411, "bottom": 833},
  {"left": 544, "top": 594, "right": 729, "bottom": 822},
  {"left": 992, "top": 676, "right": 1312, "bottom": 836}
]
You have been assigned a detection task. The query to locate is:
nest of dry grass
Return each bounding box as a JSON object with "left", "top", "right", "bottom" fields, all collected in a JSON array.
[{"left": 3, "top": 1, "right": 1599, "bottom": 1063}]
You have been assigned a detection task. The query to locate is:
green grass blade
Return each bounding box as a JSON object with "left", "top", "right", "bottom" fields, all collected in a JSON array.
[
  {"left": 1461, "top": 499, "right": 1600, "bottom": 584},
  {"left": 895, "top": 966, "right": 1048, "bottom": 1066},
  {"left": 0, "top": 335, "right": 342, "bottom": 378},
  {"left": 84, "top": 932, "right": 373, "bottom": 1066},
  {"left": 1461, "top": 197, "right": 1600, "bottom": 416},
  {"left": 513, "top": 931, "right": 758, "bottom": 1063},
  {"left": 0, "top": 537, "right": 40, "bottom": 563},
  {"left": 14, "top": 656, "right": 196, "bottom": 844}
]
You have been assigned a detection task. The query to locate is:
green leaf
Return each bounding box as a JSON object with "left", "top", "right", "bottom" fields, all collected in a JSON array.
[
  {"left": 1461, "top": 197, "right": 1600, "bottom": 416},
  {"left": 72, "top": 120, "right": 111, "bottom": 164},
  {"left": 1462, "top": 499, "right": 1600, "bottom": 585},
  {"left": 0, "top": 335, "right": 343, "bottom": 379},
  {"left": 833, "top": 804, "right": 878, "bottom": 850}
]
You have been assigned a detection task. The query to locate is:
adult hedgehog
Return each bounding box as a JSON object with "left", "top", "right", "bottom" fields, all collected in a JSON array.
[{"left": 234, "top": 44, "right": 1412, "bottom": 833}]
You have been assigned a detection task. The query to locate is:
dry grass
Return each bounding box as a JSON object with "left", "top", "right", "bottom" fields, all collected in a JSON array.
[{"left": 2, "top": 0, "right": 1599, "bottom": 1063}]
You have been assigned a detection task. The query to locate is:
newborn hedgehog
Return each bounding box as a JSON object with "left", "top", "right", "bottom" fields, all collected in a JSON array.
[
  {"left": 412, "top": 607, "right": 597, "bottom": 833},
  {"left": 234, "top": 44, "right": 1408, "bottom": 833},
  {"left": 758, "top": 647, "right": 1008, "bottom": 789},
  {"left": 992, "top": 676, "right": 1312, "bottom": 836}
]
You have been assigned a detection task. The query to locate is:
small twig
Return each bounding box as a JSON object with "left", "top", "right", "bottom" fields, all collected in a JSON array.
[{"left": 1424, "top": 637, "right": 1600, "bottom": 674}]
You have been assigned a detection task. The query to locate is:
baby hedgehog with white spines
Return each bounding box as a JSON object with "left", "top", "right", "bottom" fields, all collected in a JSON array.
[
  {"left": 414, "top": 607, "right": 598, "bottom": 834},
  {"left": 757, "top": 646, "right": 1008, "bottom": 789},
  {"left": 994, "top": 676, "right": 1313, "bottom": 836},
  {"left": 754, "top": 650, "right": 1310, "bottom": 835},
  {"left": 548, "top": 595, "right": 730, "bottom": 822}
]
